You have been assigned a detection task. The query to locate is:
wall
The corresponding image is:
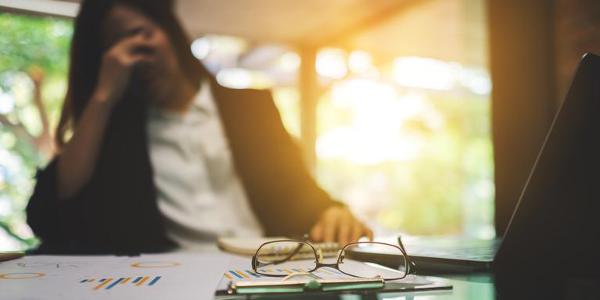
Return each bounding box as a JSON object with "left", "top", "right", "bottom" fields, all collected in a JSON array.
[
  {"left": 555, "top": 0, "right": 600, "bottom": 102},
  {"left": 490, "top": 0, "right": 600, "bottom": 235},
  {"left": 488, "top": 0, "right": 556, "bottom": 235}
]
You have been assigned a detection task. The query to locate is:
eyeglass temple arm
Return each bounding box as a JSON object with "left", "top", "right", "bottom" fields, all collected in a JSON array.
[{"left": 397, "top": 236, "right": 417, "bottom": 274}]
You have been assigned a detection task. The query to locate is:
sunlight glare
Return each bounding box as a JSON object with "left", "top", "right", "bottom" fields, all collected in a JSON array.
[
  {"left": 348, "top": 50, "right": 373, "bottom": 75},
  {"left": 460, "top": 68, "right": 492, "bottom": 95},
  {"left": 206, "top": 35, "right": 247, "bottom": 55},
  {"left": 0, "top": 93, "right": 15, "bottom": 114},
  {"left": 393, "top": 57, "right": 456, "bottom": 91},
  {"left": 191, "top": 37, "right": 211, "bottom": 60},
  {"left": 277, "top": 52, "right": 301, "bottom": 72},
  {"left": 317, "top": 79, "right": 431, "bottom": 165},
  {"left": 216, "top": 68, "right": 273, "bottom": 89},
  {"left": 316, "top": 48, "right": 347, "bottom": 79}
]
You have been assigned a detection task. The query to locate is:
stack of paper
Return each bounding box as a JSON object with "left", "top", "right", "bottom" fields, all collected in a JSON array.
[
  {"left": 0, "top": 253, "right": 231, "bottom": 300},
  {"left": 216, "top": 259, "right": 450, "bottom": 295}
]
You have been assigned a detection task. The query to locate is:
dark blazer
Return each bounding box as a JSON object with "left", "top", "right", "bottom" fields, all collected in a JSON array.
[{"left": 26, "top": 79, "right": 339, "bottom": 254}]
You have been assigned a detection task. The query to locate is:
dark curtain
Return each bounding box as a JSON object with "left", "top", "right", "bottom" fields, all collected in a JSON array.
[{"left": 487, "top": 0, "right": 557, "bottom": 235}]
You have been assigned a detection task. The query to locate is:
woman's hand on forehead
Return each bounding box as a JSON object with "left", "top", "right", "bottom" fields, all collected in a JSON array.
[
  {"left": 103, "top": 4, "right": 158, "bottom": 48},
  {"left": 92, "top": 32, "right": 157, "bottom": 107}
]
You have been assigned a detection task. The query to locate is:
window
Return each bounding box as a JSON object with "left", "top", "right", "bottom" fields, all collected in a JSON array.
[
  {"left": 199, "top": 0, "right": 494, "bottom": 238},
  {"left": 313, "top": 0, "right": 494, "bottom": 238},
  {"left": 0, "top": 13, "right": 72, "bottom": 250},
  {"left": 315, "top": 54, "right": 493, "bottom": 237},
  {"left": 0, "top": 0, "right": 493, "bottom": 251}
]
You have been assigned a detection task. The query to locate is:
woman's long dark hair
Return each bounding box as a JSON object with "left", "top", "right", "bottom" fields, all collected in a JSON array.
[{"left": 56, "top": 0, "right": 206, "bottom": 147}]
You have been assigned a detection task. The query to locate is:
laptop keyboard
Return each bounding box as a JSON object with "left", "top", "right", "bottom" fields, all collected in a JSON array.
[
  {"left": 404, "top": 238, "right": 501, "bottom": 261},
  {"left": 408, "top": 245, "right": 497, "bottom": 260}
]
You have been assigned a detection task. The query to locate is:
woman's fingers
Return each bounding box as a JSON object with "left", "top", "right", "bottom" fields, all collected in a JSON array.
[
  {"left": 337, "top": 223, "right": 351, "bottom": 246},
  {"left": 336, "top": 209, "right": 354, "bottom": 245},
  {"left": 110, "top": 33, "right": 156, "bottom": 62},
  {"left": 120, "top": 41, "right": 156, "bottom": 65},
  {"left": 309, "top": 220, "right": 324, "bottom": 242},
  {"left": 92, "top": 31, "right": 159, "bottom": 106},
  {"left": 364, "top": 225, "right": 374, "bottom": 241},
  {"left": 309, "top": 206, "right": 373, "bottom": 245},
  {"left": 117, "top": 31, "right": 152, "bottom": 49},
  {"left": 322, "top": 209, "right": 337, "bottom": 243},
  {"left": 350, "top": 219, "right": 364, "bottom": 243}
]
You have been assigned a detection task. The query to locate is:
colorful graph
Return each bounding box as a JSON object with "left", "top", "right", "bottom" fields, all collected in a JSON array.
[
  {"left": 131, "top": 261, "right": 180, "bottom": 268},
  {"left": 80, "top": 276, "right": 162, "bottom": 290},
  {"left": 224, "top": 270, "right": 263, "bottom": 280},
  {"left": 0, "top": 272, "right": 45, "bottom": 279},
  {"left": 224, "top": 268, "right": 346, "bottom": 280}
]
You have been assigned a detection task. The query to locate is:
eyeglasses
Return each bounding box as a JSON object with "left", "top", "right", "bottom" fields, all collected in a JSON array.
[{"left": 251, "top": 237, "right": 416, "bottom": 281}]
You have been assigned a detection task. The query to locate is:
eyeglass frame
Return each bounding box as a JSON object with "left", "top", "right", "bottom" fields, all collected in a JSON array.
[{"left": 251, "top": 237, "right": 417, "bottom": 281}]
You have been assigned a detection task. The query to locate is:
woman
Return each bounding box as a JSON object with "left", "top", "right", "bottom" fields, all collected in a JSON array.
[{"left": 27, "top": 0, "right": 371, "bottom": 254}]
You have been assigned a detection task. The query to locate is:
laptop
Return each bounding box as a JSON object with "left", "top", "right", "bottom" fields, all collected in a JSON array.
[{"left": 354, "top": 53, "right": 600, "bottom": 273}]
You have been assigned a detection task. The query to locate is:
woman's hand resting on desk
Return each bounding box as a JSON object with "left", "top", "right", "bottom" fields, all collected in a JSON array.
[{"left": 309, "top": 206, "right": 373, "bottom": 246}]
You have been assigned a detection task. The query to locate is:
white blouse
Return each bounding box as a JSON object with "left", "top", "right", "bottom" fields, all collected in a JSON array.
[{"left": 146, "top": 81, "right": 263, "bottom": 249}]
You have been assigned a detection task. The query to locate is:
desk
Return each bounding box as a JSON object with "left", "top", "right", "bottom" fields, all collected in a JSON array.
[
  {"left": 431, "top": 273, "right": 495, "bottom": 300},
  {"left": 217, "top": 272, "right": 600, "bottom": 300},
  {"left": 216, "top": 273, "right": 496, "bottom": 300},
  {"left": 3, "top": 252, "right": 598, "bottom": 299},
  {"left": 0, "top": 251, "right": 497, "bottom": 300}
]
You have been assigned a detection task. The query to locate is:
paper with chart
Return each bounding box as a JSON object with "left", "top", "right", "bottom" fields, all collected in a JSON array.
[
  {"left": 0, "top": 252, "right": 232, "bottom": 300},
  {"left": 216, "top": 259, "right": 448, "bottom": 292}
]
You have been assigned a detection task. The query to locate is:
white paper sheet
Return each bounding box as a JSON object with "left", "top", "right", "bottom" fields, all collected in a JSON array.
[
  {"left": 0, "top": 252, "right": 234, "bottom": 300},
  {"left": 216, "top": 259, "right": 436, "bottom": 292}
]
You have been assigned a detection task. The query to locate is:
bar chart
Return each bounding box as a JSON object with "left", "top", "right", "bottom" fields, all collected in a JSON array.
[
  {"left": 0, "top": 272, "right": 45, "bottom": 279},
  {"left": 80, "top": 275, "right": 162, "bottom": 290},
  {"left": 223, "top": 268, "right": 346, "bottom": 280}
]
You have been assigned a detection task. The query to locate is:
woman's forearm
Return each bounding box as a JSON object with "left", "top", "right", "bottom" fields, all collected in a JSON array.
[{"left": 56, "top": 97, "right": 113, "bottom": 200}]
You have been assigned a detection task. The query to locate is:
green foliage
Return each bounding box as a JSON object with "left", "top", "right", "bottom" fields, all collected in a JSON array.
[
  {"left": 316, "top": 90, "right": 495, "bottom": 237},
  {"left": 0, "top": 13, "right": 72, "bottom": 77},
  {"left": 0, "top": 13, "right": 72, "bottom": 251}
]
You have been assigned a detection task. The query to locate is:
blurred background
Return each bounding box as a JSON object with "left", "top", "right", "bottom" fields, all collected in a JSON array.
[{"left": 0, "top": 0, "right": 599, "bottom": 251}]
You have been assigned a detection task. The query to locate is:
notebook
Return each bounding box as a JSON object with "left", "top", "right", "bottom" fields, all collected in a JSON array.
[
  {"left": 214, "top": 259, "right": 451, "bottom": 296},
  {"left": 217, "top": 237, "right": 340, "bottom": 257}
]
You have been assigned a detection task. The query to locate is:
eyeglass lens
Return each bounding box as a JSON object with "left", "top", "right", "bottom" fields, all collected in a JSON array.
[
  {"left": 254, "top": 241, "right": 318, "bottom": 276},
  {"left": 340, "top": 243, "right": 408, "bottom": 279}
]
